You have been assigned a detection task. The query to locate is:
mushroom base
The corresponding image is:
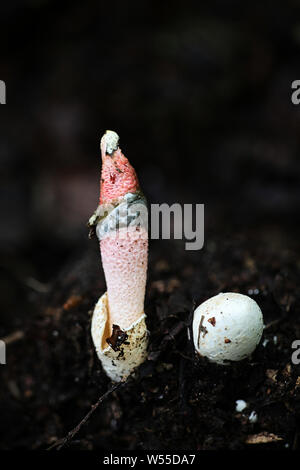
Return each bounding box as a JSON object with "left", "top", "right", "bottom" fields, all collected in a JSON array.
[{"left": 91, "top": 292, "right": 148, "bottom": 382}]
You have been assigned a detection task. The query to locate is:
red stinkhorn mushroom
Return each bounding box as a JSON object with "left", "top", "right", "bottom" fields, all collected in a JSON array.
[{"left": 89, "top": 131, "right": 148, "bottom": 381}]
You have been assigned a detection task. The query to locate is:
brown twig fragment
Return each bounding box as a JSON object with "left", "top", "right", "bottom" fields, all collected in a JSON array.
[{"left": 47, "top": 381, "right": 123, "bottom": 451}]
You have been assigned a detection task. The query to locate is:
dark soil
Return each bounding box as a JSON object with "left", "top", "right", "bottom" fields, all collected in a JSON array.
[
  {"left": 1, "top": 0, "right": 300, "bottom": 452},
  {"left": 1, "top": 224, "right": 299, "bottom": 450}
]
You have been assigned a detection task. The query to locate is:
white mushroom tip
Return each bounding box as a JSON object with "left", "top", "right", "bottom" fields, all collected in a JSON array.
[
  {"left": 192, "top": 292, "right": 264, "bottom": 364},
  {"left": 101, "top": 130, "right": 119, "bottom": 156},
  {"left": 91, "top": 292, "right": 148, "bottom": 382}
]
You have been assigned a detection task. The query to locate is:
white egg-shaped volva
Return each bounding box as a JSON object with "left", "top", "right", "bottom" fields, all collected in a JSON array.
[{"left": 192, "top": 292, "right": 264, "bottom": 364}]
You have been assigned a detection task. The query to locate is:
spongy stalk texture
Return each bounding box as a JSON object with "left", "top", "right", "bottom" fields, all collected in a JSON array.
[
  {"left": 100, "top": 225, "right": 148, "bottom": 329},
  {"left": 100, "top": 150, "right": 140, "bottom": 204}
]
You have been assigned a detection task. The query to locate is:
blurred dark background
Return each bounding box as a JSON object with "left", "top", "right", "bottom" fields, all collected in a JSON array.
[{"left": 1, "top": 0, "right": 300, "bottom": 335}]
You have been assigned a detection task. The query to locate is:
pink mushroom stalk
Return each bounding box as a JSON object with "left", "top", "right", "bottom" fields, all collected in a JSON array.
[{"left": 89, "top": 131, "right": 148, "bottom": 381}]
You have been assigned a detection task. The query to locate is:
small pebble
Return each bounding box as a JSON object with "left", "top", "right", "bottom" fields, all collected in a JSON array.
[
  {"left": 235, "top": 399, "right": 247, "bottom": 412},
  {"left": 249, "top": 411, "right": 258, "bottom": 423}
]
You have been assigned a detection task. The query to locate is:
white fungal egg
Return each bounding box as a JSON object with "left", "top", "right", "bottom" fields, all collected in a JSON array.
[{"left": 192, "top": 292, "right": 264, "bottom": 364}]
